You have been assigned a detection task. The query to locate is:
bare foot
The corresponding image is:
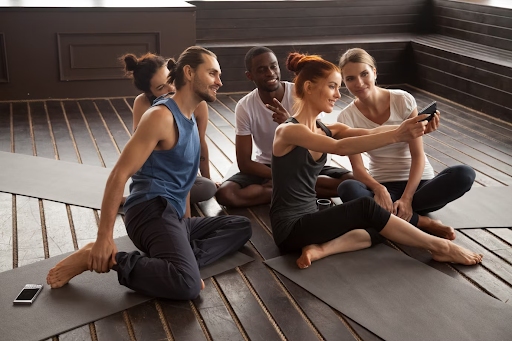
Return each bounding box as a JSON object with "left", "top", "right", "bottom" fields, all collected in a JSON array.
[
  {"left": 201, "top": 280, "right": 205, "bottom": 290},
  {"left": 47, "top": 243, "right": 94, "bottom": 288},
  {"left": 431, "top": 240, "right": 483, "bottom": 265},
  {"left": 419, "top": 217, "right": 456, "bottom": 240},
  {"left": 297, "top": 244, "right": 323, "bottom": 269}
]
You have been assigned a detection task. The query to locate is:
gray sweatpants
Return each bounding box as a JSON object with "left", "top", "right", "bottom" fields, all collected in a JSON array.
[
  {"left": 190, "top": 176, "right": 217, "bottom": 204},
  {"left": 114, "top": 196, "right": 251, "bottom": 300}
]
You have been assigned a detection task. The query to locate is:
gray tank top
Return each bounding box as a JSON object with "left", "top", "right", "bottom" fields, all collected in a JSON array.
[{"left": 270, "top": 117, "right": 331, "bottom": 246}]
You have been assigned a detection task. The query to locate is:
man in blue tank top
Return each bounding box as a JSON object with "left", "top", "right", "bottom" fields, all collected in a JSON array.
[{"left": 47, "top": 47, "right": 252, "bottom": 300}]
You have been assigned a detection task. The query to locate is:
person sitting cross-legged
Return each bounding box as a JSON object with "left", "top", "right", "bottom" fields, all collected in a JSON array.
[
  {"left": 216, "top": 46, "right": 353, "bottom": 207},
  {"left": 46, "top": 46, "right": 252, "bottom": 300},
  {"left": 336, "top": 48, "right": 476, "bottom": 240}
]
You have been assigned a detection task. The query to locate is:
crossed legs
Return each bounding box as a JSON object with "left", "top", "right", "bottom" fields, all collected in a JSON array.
[{"left": 47, "top": 197, "right": 251, "bottom": 300}]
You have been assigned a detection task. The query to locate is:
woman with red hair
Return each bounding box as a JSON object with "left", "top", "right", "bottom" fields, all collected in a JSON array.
[{"left": 270, "top": 53, "right": 482, "bottom": 268}]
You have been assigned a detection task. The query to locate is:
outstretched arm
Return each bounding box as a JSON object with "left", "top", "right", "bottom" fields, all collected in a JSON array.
[
  {"left": 332, "top": 112, "right": 440, "bottom": 139},
  {"left": 274, "top": 114, "right": 429, "bottom": 158},
  {"left": 89, "top": 106, "right": 174, "bottom": 273}
]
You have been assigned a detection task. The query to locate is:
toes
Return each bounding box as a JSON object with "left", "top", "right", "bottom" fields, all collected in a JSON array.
[{"left": 296, "top": 259, "right": 308, "bottom": 269}]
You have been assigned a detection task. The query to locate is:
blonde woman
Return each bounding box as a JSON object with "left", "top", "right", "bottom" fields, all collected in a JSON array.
[{"left": 336, "top": 48, "right": 475, "bottom": 240}]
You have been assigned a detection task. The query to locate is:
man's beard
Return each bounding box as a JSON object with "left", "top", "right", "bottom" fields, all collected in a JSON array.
[{"left": 193, "top": 80, "right": 216, "bottom": 102}]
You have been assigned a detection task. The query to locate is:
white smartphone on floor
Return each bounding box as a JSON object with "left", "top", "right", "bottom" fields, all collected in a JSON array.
[{"left": 13, "top": 284, "right": 43, "bottom": 305}]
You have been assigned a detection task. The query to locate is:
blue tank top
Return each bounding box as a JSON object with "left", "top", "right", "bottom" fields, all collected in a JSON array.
[{"left": 123, "top": 97, "right": 200, "bottom": 218}]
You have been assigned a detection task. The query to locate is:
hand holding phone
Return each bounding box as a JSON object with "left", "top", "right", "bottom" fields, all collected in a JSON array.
[
  {"left": 418, "top": 101, "right": 437, "bottom": 122},
  {"left": 13, "top": 284, "right": 43, "bottom": 305}
]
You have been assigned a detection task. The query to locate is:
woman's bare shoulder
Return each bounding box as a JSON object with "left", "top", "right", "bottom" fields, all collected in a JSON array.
[{"left": 134, "top": 93, "right": 151, "bottom": 110}]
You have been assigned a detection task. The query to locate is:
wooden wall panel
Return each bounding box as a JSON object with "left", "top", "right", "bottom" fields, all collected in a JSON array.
[
  {"left": 210, "top": 40, "right": 412, "bottom": 92},
  {"left": 410, "top": 38, "right": 512, "bottom": 123},
  {"left": 58, "top": 32, "right": 160, "bottom": 81},
  {"left": 433, "top": 0, "right": 512, "bottom": 51},
  {"left": 192, "top": 0, "right": 430, "bottom": 43},
  {"left": 0, "top": 6, "right": 195, "bottom": 101}
]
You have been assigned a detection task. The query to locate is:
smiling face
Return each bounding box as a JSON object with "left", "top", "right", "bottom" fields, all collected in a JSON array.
[
  {"left": 192, "top": 54, "right": 222, "bottom": 102},
  {"left": 246, "top": 52, "right": 281, "bottom": 92},
  {"left": 341, "top": 62, "right": 377, "bottom": 99},
  {"left": 149, "top": 66, "right": 175, "bottom": 98},
  {"left": 306, "top": 70, "right": 341, "bottom": 113}
]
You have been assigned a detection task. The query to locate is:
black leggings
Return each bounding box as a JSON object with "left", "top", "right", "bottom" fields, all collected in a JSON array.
[
  {"left": 114, "top": 196, "right": 251, "bottom": 300},
  {"left": 337, "top": 165, "right": 476, "bottom": 226},
  {"left": 279, "top": 197, "right": 391, "bottom": 253}
]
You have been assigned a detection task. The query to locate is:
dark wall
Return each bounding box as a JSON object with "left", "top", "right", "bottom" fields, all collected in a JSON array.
[
  {"left": 0, "top": 6, "right": 195, "bottom": 100},
  {"left": 208, "top": 39, "right": 413, "bottom": 92},
  {"left": 193, "top": 0, "right": 426, "bottom": 44},
  {"left": 433, "top": 0, "right": 512, "bottom": 51}
]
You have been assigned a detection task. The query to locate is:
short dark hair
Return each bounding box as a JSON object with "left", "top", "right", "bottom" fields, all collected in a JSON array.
[
  {"left": 121, "top": 53, "right": 167, "bottom": 93},
  {"left": 168, "top": 46, "right": 217, "bottom": 90},
  {"left": 244, "top": 46, "right": 274, "bottom": 72}
]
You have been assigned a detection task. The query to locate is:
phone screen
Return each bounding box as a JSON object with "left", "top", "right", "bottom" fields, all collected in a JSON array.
[{"left": 15, "top": 288, "right": 40, "bottom": 301}]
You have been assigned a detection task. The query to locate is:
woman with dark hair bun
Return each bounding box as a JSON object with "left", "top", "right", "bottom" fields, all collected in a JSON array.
[
  {"left": 122, "top": 52, "right": 217, "bottom": 204},
  {"left": 122, "top": 53, "right": 175, "bottom": 129},
  {"left": 270, "top": 52, "right": 482, "bottom": 269}
]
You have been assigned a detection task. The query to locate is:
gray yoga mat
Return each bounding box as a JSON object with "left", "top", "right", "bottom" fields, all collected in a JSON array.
[
  {"left": 427, "top": 186, "right": 512, "bottom": 228},
  {"left": 0, "top": 235, "right": 253, "bottom": 341},
  {"left": 266, "top": 244, "right": 512, "bottom": 341},
  {"left": 0, "top": 152, "right": 129, "bottom": 210}
]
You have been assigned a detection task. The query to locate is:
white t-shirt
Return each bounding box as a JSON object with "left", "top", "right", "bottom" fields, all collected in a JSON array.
[
  {"left": 337, "top": 89, "right": 434, "bottom": 183},
  {"left": 236, "top": 81, "right": 325, "bottom": 164}
]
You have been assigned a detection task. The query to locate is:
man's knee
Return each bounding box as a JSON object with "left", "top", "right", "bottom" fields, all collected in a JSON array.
[
  {"left": 178, "top": 275, "right": 202, "bottom": 300},
  {"left": 237, "top": 216, "right": 252, "bottom": 241},
  {"left": 340, "top": 171, "right": 354, "bottom": 181},
  {"left": 164, "top": 271, "right": 202, "bottom": 301},
  {"left": 215, "top": 182, "right": 240, "bottom": 206},
  {"left": 224, "top": 215, "right": 252, "bottom": 246}
]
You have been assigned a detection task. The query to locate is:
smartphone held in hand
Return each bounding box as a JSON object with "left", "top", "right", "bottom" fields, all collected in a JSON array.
[{"left": 418, "top": 101, "right": 437, "bottom": 122}]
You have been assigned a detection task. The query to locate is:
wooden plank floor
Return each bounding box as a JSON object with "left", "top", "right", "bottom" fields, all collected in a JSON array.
[{"left": 1, "top": 85, "right": 512, "bottom": 340}]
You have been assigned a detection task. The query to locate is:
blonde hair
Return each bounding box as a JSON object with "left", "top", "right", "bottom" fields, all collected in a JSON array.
[{"left": 338, "top": 48, "right": 377, "bottom": 77}]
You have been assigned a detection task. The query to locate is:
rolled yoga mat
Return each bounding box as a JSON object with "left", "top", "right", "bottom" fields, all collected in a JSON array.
[
  {"left": 0, "top": 236, "right": 253, "bottom": 341},
  {"left": 426, "top": 186, "right": 512, "bottom": 228},
  {"left": 0, "top": 151, "right": 129, "bottom": 210},
  {"left": 266, "top": 244, "right": 512, "bottom": 341}
]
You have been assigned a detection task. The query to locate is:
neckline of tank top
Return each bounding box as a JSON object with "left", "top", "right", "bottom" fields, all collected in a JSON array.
[
  {"left": 284, "top": 117, "right": 332, "bottom": 137},
  {"left": 153, "top": 96, "right": 196, "bottom": 124},
  {"left": 151, "top": 92, "right": 176, "bottom": 104},
  {"left": 280, "top": 117, "right": 329, "bottom": 163}
]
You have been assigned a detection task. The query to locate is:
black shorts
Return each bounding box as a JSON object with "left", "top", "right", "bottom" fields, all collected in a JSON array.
[{"left": 225, "top": 164, "right": 351, "bottom": 189}]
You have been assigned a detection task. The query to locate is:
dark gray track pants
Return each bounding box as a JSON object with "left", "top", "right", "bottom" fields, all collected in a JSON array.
[{"left": 114, "top": 196, "right": 251, "bottom": 300}]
